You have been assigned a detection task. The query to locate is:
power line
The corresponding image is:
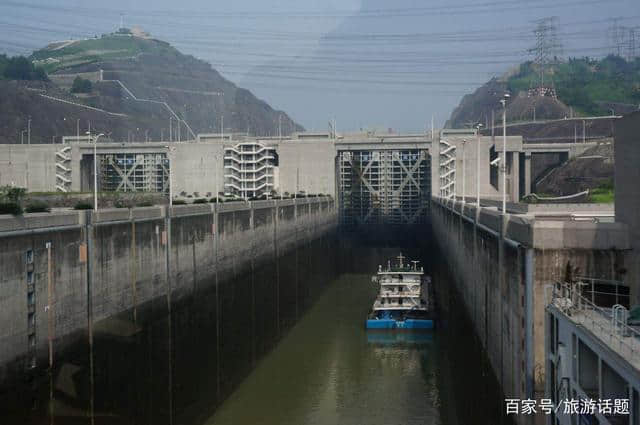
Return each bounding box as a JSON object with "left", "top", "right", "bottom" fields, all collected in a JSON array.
[{"left": 0, "top": 0, "right": 631, "bottom": 20}]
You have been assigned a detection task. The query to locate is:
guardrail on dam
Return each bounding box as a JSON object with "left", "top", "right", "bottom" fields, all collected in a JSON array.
[
  {"left": 0, "top": 197, "right": 337, "bottom": 392},
  {"left": 430, "top": 197, "right": 630, "bottom": 418}
]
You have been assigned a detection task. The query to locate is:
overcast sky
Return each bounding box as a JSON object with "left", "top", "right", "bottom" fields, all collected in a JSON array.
[{"left": 1, "top": 0, "right": 639, "bottom": 131}]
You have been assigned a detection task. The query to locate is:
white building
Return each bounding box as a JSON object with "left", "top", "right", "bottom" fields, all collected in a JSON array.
[
  {"left": 223, "top": 140, "right": 278, "bottom": 199},
  {"left": 546, "top": 280, "right": 638, "bottom": 425}
]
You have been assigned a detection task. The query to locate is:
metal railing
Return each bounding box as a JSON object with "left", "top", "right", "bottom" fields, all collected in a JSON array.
[
  {"left": 547, "top": 281, "right": 640, "bottom": 363},
  {"left": 575, "top": 276, "right": 630, "bottom": 308}
]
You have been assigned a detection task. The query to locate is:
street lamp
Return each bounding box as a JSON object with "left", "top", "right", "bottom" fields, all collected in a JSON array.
[
  {"left": 87, "top": 131, "right": 105, "bottom": 211},
  {"left": 475, "top": 123, "right": 483, "bottom": 206},
  {"left": 165, "top": 145, "right": 175, "bottom": 206},
  {"left": 214, "top": 153, "right": 220, "bottom": 205},
  {"left": 460, "top": 139, "right": 467, "bottom": 204},
  {"left": 500, "top": 93, "right": 510, "bottom": 213}
]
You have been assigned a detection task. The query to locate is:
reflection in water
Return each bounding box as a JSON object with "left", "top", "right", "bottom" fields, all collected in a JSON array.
[
  {"left": 0, "top": 232, "right": 508, "bottom": 425},
  {"left": 208, "top": 271, "right": 440, "bottom": 425}
]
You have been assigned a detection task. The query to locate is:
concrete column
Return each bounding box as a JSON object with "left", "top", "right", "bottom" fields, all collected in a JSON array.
[
  {"left": 130, "top": 221, "right": 137, "bottom": 323},
  {"left": 523, "top": 153, "right": 532, "bottom": 196},
  {"left": 498, "top": 215, "right": 506, "bottom": 392},
  {"left": 430, "top": 137, "right": 440, "bottom": 197},
  {"left": 473, "top": 203, "right": 479, "bottom": 335},
  {"left": 273, "top": 202, "right": 280, "bottom": 337},
  {"left": 524, "top": 248, "right": 534, "bottom": 400},
  {"left": 249, "top": 203, "right": 254, "bottom": 230},
  {"left": 249, "top": 203, "right": 256, "bottom": 367},
  {"left": 510, "top": 152, "right": 520, "bottom": 202},
  {"left": 83, "top": 211, "right": 96, "bottom": 423},
  {"left": 163, "top": 206, "right": 174, "bottom": 424},
  {"left": 213, "top": 204, "right": 221, "bottom": 399},
  {"left": 71, "top": 146, "right": 82, "bottom": 192}
]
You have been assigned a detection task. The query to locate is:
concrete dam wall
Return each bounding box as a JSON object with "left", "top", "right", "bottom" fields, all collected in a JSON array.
[
  {"left": 430, "top": 198, "right": 629, "bottom": 416},
  {"left": 0, "top": 197, "right": 338, "bottom": 398}
]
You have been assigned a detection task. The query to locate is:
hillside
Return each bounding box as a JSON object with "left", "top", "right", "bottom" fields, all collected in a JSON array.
[
  {"left": 447, "top": 55, "right": 640, "bottom": 129},
  {"left": 535, "top": 143, "right": 614, "bottom": 200},
  {"left": 509, "top": 56, "right": 640, "bottom": 116},
  {"left": 0, "top": 30, "right": 303, "bottom": 144}
]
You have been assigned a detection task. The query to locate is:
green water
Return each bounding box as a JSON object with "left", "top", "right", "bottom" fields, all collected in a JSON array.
[
  {"left": 207, "top": 273, "right": 441, "bottom": 425},
  {"left": 0, "top": 233, "right": 508, "bottom": 425}
]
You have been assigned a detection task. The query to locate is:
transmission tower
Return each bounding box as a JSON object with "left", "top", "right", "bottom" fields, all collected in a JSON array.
[
  {"left": 609, "top": 19, "right": 635, "bottom": 58},
  {"left": 628, "top": 28, "right": 637, "bottom": 60},
  {"left": 610, "top": 18, "right": 623, "bottom": 56},
  {"left": 528, "top": 17, "right": 563, "bottom": 95}
]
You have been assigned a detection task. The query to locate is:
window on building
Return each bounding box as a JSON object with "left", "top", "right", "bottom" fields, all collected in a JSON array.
[
  {"left": 578, "top": 340, "right": 599, "bottom": 399},
  {"left": 572, "top": 333, "right": 577, "bottom": 382},
  {"left": 602, "top": 361, "right": 629, "bottom": 425},
  {"left": 549, "top": 313, "right": 556, "bottom": 354}
]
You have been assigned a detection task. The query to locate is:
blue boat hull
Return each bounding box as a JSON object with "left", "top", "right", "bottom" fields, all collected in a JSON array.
[{"left": 366, "top": 318, "right": 434, "bottom": 330}]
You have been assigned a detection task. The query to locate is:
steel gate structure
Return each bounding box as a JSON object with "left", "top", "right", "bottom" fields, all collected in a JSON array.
[
  {"left": 338, "top": 149, "right": 431, "bottom": 225},
  {"left": 99, "top": 153, "right": 170, "bottom": 193}
]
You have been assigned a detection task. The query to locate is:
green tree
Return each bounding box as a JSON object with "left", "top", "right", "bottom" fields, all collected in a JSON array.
[
  {"left": 0, "top": 54, "right": 8, "bottom": 79},
  {"left": 71, "top": 76, "right": 92, "bottom": 93},
  {"left": 2, "top": 56, "right": 48, "bottom": 81},
  {"left": 4, "top": 56, "right": 33, "bottom": 79},
  {"left": 0, "top": 186, "right": 27, "bottom": 203},
  {"left": 33, "top": 67, "right": 48, "bottom": 81}
]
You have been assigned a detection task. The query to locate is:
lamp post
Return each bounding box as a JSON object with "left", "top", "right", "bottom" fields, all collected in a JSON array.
[
  {"left": 500, "top": 94, "right": 510, "bottom": 213},
  {"left": 165, "top": 146, "right": 175, "bottom": 206},
  {"left": 168, "top": 156, "right": 173, "bottom": 206},
  {"left": 215, "top": 153, "right": 220, "bottom": 205},
  {"left": 87, "top": 132, "right": 105, "bottom": 211},
  {"left": 461, "top": 139, "right": 467, "bottom": 204},
  {"left": 475, "top": 123, "right": 483, "bottom": 206}
]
